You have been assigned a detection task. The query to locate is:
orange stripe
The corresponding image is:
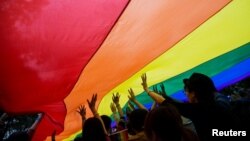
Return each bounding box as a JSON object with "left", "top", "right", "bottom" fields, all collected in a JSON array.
[{"left": 61, "top": 0, "right": 231, "bottom": 140}]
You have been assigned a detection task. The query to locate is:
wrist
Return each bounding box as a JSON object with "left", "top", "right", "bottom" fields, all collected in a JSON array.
[
  {"left": 145, "top": 89, "right": 151, "bottom": 93},
  {"left": 115, "top": 103, "right": 120, "bottom": 106}
]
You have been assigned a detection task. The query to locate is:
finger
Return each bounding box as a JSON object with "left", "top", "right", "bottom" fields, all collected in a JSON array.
[
  {"left": 92, "top": 94, "right": 96, "bottom": 103},
  {"left": 142, "top": 73, "right": 146, "bottom": 81},
  {"left": 128, "top": 88, "right": 132, "bottom": 94},
  {"left": 95, "top": 93, "right": 98, "bottom": 100},
  {"left": 128, "top": 95, "right": 131, "bottom": 100},
  {"left": 92, "top": 93, "right": 95, "bottom": 101},
  {"left": 131, "top": 89, "right": 134, "bottom": 95}
]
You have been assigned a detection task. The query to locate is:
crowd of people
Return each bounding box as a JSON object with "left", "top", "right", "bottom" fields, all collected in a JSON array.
[
  {"left": 1, "top": 73, "right": 250, "bottom": 141},
  {"left": 72, "top": 72, "right": 250, "bottom": 141}
]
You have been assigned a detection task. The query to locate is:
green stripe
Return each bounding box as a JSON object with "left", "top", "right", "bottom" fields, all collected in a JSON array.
[{"left": 127, "top": 42, "right": 250, "bottom": 107}]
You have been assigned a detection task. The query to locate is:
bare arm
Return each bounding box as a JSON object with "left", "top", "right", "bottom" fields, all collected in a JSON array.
[
  {"left": 128, "top": 88, "right": 148, "bottom": 111},
  {"left": 87, "top": 94, "right": 108, "bottom": 135},
  {"left": 141, "top": 73, "right": 165, "bottom": 104},
  {"left": 110, "top": 102, "right": 120, "bottom": 126},
  {"left": 112, "top": 92, "right": 124, "bottom": 118},
  {"left": 77, "top": 105, "right": 86, "bottom": 131}
]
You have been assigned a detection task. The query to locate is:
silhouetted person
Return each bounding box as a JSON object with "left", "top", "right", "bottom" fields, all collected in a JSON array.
[
  {"left": 128, "top": 109, "right": 148, "bottom": 141},
  {"left": 82, "top": 117, "right": 108, "bottom": 141},
  {"left": 141, "top": 73, "right": 240, "bottom": 141},
  {"left": 144, "top": 105, "right": 199, "bottom": 141}
]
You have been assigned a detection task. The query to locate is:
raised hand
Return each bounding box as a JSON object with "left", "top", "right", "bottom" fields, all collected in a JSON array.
[
  {"left": 128, "top": 87, "right": 148, "bottom": 111},
  {"left": 110, "top": 102, "right": 117, "bottom": 113},
  {"left": 140, "top": 74, "right": 166, "bottom": 104},
  {"left": 153, "top": 85, "right": 160, "bottom": 94},
  {"left": 141, "top": 73, "right": 150, "bottom": 92},
  {"left": 128, "top": 88, "right": 136, "bottom": 102},
  {"left": 112, "top": 92, "right": 120, "bottom": 105},
  {"left": 77, "top": 105, "right": 86, "bottom": 120},
  {"left": 160, "top": 83, "right": 167, "bottom": 96},
  {"left": 112, "top": 92, "right": 124, "bottom": 117},
  {"left": 87, "top": 93, "right": 98, "bottom": 113},
  {"left": 153, "top": 84, "right": 167, "bottom": 98}
]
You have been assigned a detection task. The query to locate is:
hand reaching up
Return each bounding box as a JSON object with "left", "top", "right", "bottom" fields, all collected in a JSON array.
[
  {"left": 110, "top": 102, "right": 117, "bottom": 113},
  {"left": 128, "top": 87, "right": 148, "bottom": 111},
  {"left": 87, "top": 93, "right": 98, "bottom": 115},
  {"left": 128, "top": 88, "right": 136, "bottom": 102},
  {"left": 153, "top": 84, "right": 167, "bottom": 98},
  {"left": 153, "top": 85, "right": 161, "bottom": 94},
  {"left": 141, "top": 73, "right": 165, "bottom": 104},
  {"left": 112, "top": 92, "right": 120, "bottom": 105},
  {"left": 112, "top": 92, "right": 124, "bottom": 117},
  {"left": 141, "top": 73, "right": 150, "bottom": 93},
  {"left": 160, "top": 83, "right": 167, "bottom": 96},
  {"left": 77, "top": 105, "right": 86, "bottom": 121}
]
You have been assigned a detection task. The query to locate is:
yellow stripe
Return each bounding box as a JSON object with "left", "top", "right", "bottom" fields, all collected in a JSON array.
[{"left": 98, "top": 0, "right": 250, "bottom": 116}]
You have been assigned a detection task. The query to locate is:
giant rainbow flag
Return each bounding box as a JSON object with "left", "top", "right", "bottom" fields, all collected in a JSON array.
[{"left": 1, "top": 0, "right": 250, "bottom": 140}]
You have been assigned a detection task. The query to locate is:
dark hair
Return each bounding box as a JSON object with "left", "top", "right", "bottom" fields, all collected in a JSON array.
[
  {"left": 82, "top": 117, "right": 106, "bottom": 141},
  {"left": 128, "top": 109, "right": 148, "bottom": 132},
  {"left": 101, "top": 115, "right": 112, "bottom": 132},
  {"left": 144, "top": 105, "right": 183, "bottom": 141},
  {"left": 184, "top": 73, "right": 217, "bottom": 103}
]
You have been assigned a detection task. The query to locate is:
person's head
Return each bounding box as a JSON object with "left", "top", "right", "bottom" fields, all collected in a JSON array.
[
  {"left": 144, "top": 104, "right": 183, "bottom": 141},
  {"left": 101, "top": 115, "right": 112, "bottom": 133},
  {"left": 128, "top": 109, "right": 148, "bottom": 133},
  {"left": 183, "top": 73, "right": 217, "bottom": 104},
  {"left": 82, "top": 117, "right": 106, "bottom": 141}
]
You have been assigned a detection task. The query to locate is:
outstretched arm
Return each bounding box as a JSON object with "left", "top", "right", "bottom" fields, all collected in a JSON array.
[
  {"left": 141, "top": 74, "right": 192, "bottom": 118},
  {"left": 110, "top": 102, "right": 120, "bottom": 126},
  {"left": 128, "top": 88, "right": 148, "bottom": 111},
  {"left": 77, "top": 105, "right": 86, "bottom": 131},
  {"left": 112, "top": 92, "right": 124, "bottom": 118},
  {"left": 141, "top": 73, "right": 165, "bottom": 104},
  {"left": 87, "top": 94, "right": 108, "bottom": 135}
]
